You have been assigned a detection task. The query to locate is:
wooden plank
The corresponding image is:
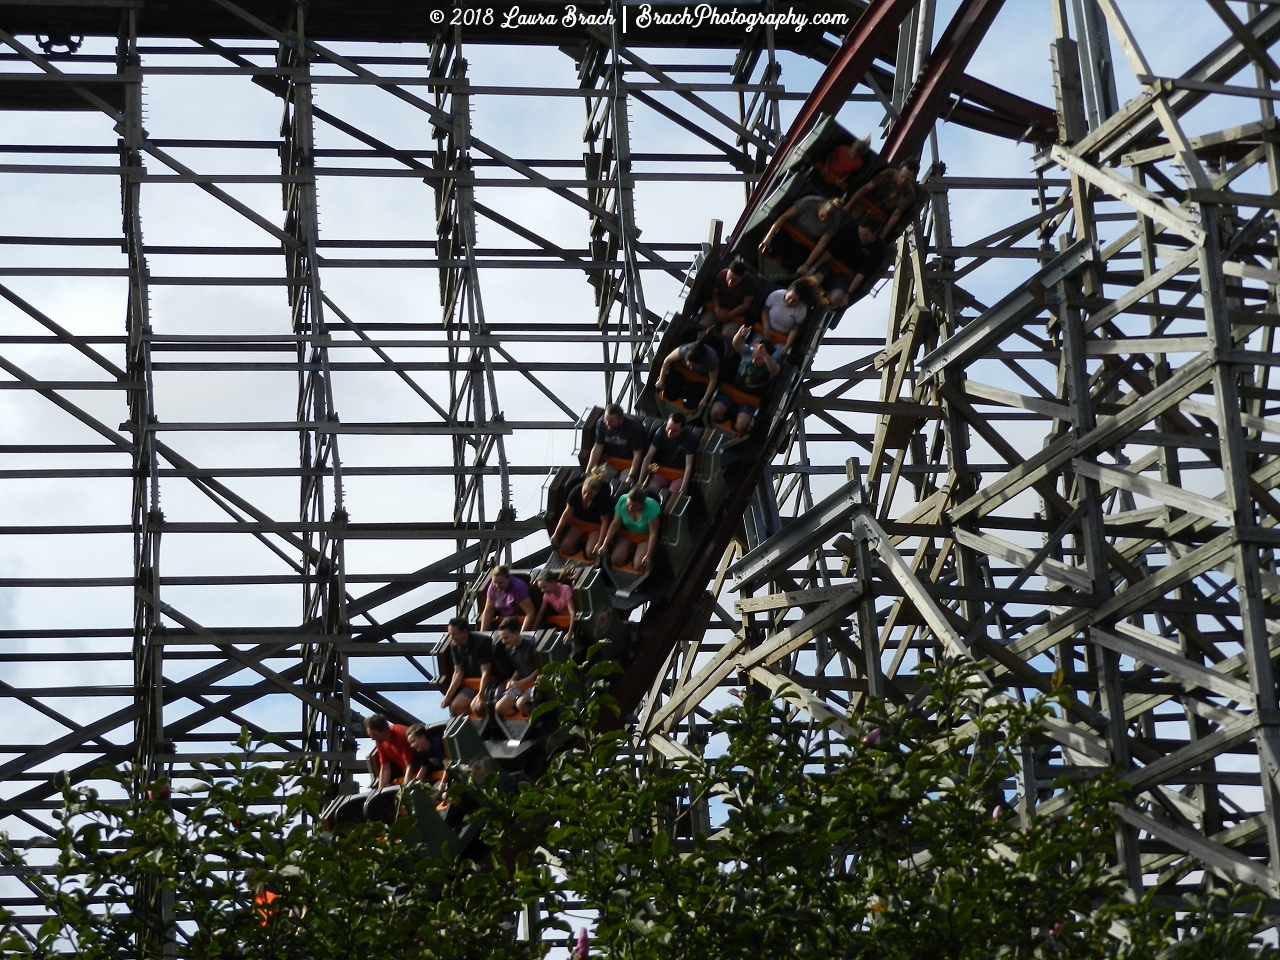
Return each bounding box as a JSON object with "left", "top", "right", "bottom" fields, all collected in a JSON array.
[
  {"left": 1090, "top": 627, "right": 1254, "bottom": 703},
  {"left": 961, "top": 380, "right": 1070, "bottom": 419},
  {"left": 1223, "top": 259, "right": 1280, "bottom": 284},
  {"left": 1179, "top": 397, "right": 1280, "bottom": 439},
  {"left": 734, "top": 584, "right": 859, "bottom": 615},
  {"left": 736, "top": 593, "right": 866, "bottom": 674},
  {"left": 643, "top": 629, "right": 741, "bottom": 732},
  {"left": 951, "top": 351, "right": 1215, "bottom": 522},
  {"left": 1114, "top": 806, "right": 1276, "bottom": 893},
  {"left": 647, "top": 733, "right": 698, "bottom": 762},
  {"left": 746, "top": 665, "right": 857, "bottom": 738},
  {"left": 1085, "top": 337, "right": 1211, "bottom": 355},
  {"left": 1190, "top": 188, "right": 1280, "bottom": 210},
  {"left": 854, "top": 514, "right": 976, "bottom": 663},
  {"left": 1203, "top": 0, "right": 1280, "bottom": 82},
  {"left": 1072, "top": 459, "right": 1232, "bottom": 525},
  {"left": 951, "top": 527, "right": 1093, "bottom": 592},
  {"left": 1126, "top": 714, "right": 1261, "bottom": 793},
  {"left": 948, "top": 433, "right": 1075, "bottom": 522},
  {"left": 1040, "top": 714, "right": 1111, "bottom": 766},
  {"left": 1050, "top": 145, "right": 1206, "bottom": 245},
  {"left": 1122, "top": 117, "right": 1279, "bottom": 166},
  {"left": 1092, "top": 0, "right": 1214, "bottom": 188}
]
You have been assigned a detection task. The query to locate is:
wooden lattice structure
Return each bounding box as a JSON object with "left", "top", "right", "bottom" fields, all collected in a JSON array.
[{"left": 2, "top": 0, "right": 1278, "bottom": 922}]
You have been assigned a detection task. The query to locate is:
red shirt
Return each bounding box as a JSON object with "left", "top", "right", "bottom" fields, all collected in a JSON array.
[
  {"left": 825, "top": 144, "right": 863, "bottom": 178},
  {"left": 374, "top": 724, "right": 413, "bottom": 772}
]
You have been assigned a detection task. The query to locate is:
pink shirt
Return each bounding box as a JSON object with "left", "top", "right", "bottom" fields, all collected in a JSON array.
[{"left": 543, "top": 581, "right": 574, "bottom": 613}]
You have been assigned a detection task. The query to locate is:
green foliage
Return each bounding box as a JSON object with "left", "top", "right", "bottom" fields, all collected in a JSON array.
[
  {"left": 0, "top": 661, "right": 1275, "bottom": 959},
  {"left": 0, "top": 733, "right": 557, "bottom": 959},
  {"left": 496, "top": 659, "right": 1277, "bottom": 960}
]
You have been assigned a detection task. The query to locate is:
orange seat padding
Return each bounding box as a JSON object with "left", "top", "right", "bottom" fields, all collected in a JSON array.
[
  {"left": 721, "top": 384, "right": 762, "bottom": 407},
  {"left": 605, "top": 455, "right": 634, "bottom": 473}
]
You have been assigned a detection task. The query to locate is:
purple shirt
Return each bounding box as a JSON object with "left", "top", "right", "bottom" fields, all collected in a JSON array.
[{"left": 487, "top": 576, "right": 530, "bottom": 617}]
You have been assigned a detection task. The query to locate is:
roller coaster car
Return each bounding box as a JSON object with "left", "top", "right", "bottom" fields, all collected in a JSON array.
[
  {"left": 602, "top": 524, "right": 655, "bottom": 598},
  {"left": 536, "top": 625, "right": 574, "bottom": 664},
  {"left": 695, "top": 428, "right": 727, "bottom": 512},
  {"left": 545, "top": 466, "right": 586, "bottom": 551},
  {"left": 738, "top": 115, "right": 884, "bottom": 249},
  {"left": 654, "top": 369, "right": 708, "bottom": 423},
  {"left": 655, "top": 359, "right": 769, "bottom": 451},
  {"left": 576, "top": 565, "right": 627, "bottom": 651},
  {"left": 785, "top": 115, "right": 871, "bottom": 190}
]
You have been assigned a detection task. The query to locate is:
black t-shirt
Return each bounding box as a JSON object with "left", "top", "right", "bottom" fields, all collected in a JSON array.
[
  {"left": 412, "top": 733, "right": 448, "bottom": 775},
  {"left": 597, "top": 414, "right": 648, "bottom": 461},
  {"left": 493, "top": 636, "right": 539, "bottom": 680},
  {"left": 649, "top": 424, "right": 701, "bottom": 468},
  {"left": 449, "top": 631, "right": 493, "bottom": 679},
  {"left": 567, "top": 482, "right": 614, "bottom": 524},
  {"left": 829, "top": 222, "right": 887, "bottom": 279}
]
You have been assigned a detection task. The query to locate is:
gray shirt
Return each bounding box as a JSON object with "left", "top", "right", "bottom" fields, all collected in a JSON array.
[{"left": 792, "top": 195, "right": 843, "bottom": 241}]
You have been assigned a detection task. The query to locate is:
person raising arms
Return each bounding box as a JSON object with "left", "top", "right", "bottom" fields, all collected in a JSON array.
[{"left": 709, "top": 325, "right": 781, "bottom": 435}]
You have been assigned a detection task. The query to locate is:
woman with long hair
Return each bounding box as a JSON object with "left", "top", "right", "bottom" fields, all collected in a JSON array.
[{"left": 761, "top": 275, "right": 826, "bottom": 353}]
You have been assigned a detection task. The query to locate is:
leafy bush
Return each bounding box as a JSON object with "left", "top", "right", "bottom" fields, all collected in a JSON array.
[{"left": 1, "top": 660, "right": 1273, "bottom": 959}]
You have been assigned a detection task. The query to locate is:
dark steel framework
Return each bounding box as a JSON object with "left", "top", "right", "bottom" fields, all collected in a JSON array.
[{"left": 2, "top": 0, "right": 1278, "bottom": 933}]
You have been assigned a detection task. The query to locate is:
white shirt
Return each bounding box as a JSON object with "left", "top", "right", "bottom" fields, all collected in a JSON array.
[{"left": 764, "top": 289, "right": 807, "bottom": 335}]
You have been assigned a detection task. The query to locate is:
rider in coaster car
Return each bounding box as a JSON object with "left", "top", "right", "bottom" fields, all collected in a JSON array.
[
  {"left": 550, "top": 466, "right": 613, "bottom": 560},
  {"left": 638, "top": 411, "right": 700, "bottom": 499},
  {"left": 656, "top": 326, "right": 721, "bottom": 417},
  {"left": 843, "top": 158, "right": 920, "bottom": 240},
  {"left": 494, "top": 617, "right": 542, "bottom": 719},
  {"left": 405, "top": 722, "right": 448, "bottom": 785},
  {"left": 600, "top": 485, "right": 662, "bottom": 574},
  {"left": 812, "top": 134, "right": 871, "bottom": 190},
  {"left": 478, "top": 564, "right": 536, "bottom": 632},
  {"left": 439, "top": 616, "right": 494, "bottom": 717},
  {"left": 808, "top": 213, "right": 888, "bottom": 307},
  {"left": 364, "top": 713, "right": 413, "bottom": 789},
  {"left": 761, "top": 275, "right": 825, "bottom": 354},
  {"left": 759, "top": 195, "right": 844, "bottom": 272},
  {"left": 585, "top": 402, "right": 648, "bottom": 488},
  {"left": 709, "top": 325, "right": 781, "bottom": 435},
  {"left": 698, "top": 257, "right": 758, "bottom": 337},
  {"left": 534, "top": 567, "right": 577, "bottom": 629}
]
